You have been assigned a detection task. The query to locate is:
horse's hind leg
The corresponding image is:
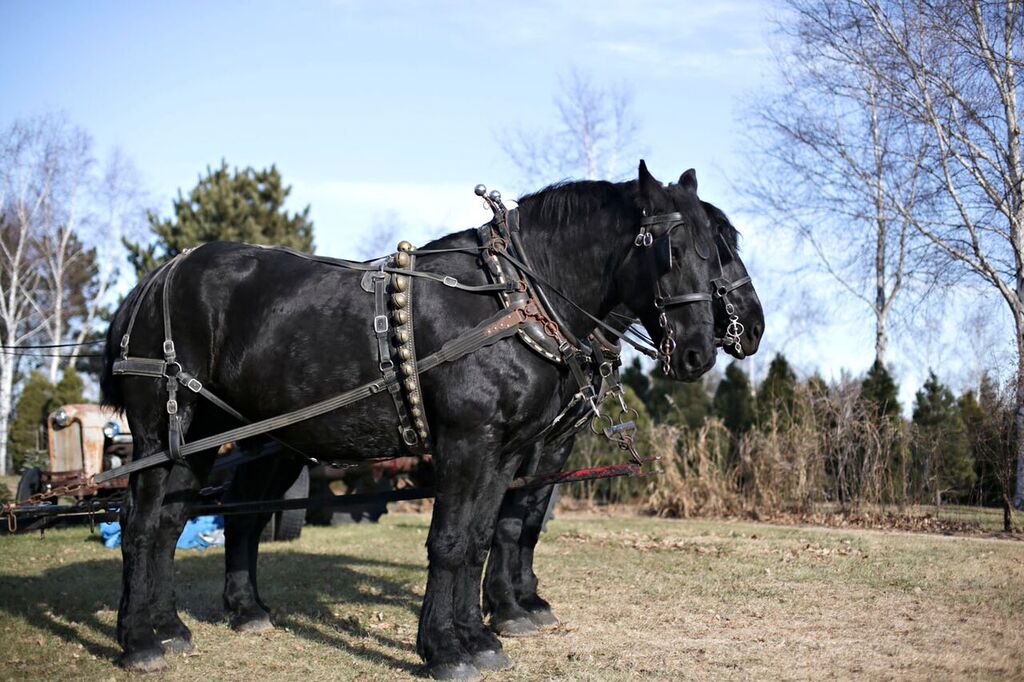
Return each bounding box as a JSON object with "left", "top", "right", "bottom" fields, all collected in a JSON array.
[
  {"left": 223, "top": 454, "right": 304, "bottom": 632},
  {"left": 149, "top": 452, "right": 217, "bottom": 654},
  {"left": 117, "top": 462, "right": 173, "bottom": 672},
  {"left": 483, "top": 466, "right": 539, "bottom": 636}
]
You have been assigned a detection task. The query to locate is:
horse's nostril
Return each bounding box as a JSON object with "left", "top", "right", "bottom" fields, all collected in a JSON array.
[{"left": 683, "top": 349, "right": 703, "bottom": 373}]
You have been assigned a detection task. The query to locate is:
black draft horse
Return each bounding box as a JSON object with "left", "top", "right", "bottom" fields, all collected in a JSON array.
[
  {"left": 483, "top": 200, "right": 765, "bottom": 635},
  {"left": 101, "top": 162, "right": 720, "bottom": 679},
  {"left": 216, "top": 196, "right": 766, "bottom": 644}
]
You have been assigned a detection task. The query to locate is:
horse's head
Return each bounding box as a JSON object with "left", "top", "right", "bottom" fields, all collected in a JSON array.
[
  {"left": 702, "top": 201, "right": 764, "bottom": 359},
  {"left": 618, "top": 161, "right": 717, "bottom": 381}
]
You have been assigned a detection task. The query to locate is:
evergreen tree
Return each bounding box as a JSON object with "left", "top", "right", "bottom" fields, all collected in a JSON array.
[
  {"left": 912, "top": 371, "right": 975, "bottom": 503},
  {"left": 860, "top": 359, "right": 901, "bottom": 419},
  {"left": 54, "top": 366, "right": 85, "bottom": 406},
  {"left": 8, "top": 373, "right": 54, "bottom": 472},
  {"left": 8, "top": 368, "right": 88, "bottom": 472},
  {"left": 757, "top": 352, "right": 798, "bottom": 425},
  {"left": 125, "top": 161, "right": 314, "bottom": 276},
  {"left": 648, "top": 376, "right": 712, "bottom": 429},
  {"left": 713, "top": 361, "right": 755, "bottom": 434},
  {"left": 962, "top": 374, "right": 1016, "bottom": 509}
]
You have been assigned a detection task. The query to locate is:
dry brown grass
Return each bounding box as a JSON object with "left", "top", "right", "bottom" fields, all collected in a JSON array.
[{"left": 1, "top": 512, "right": 1022, "bottom": 680}]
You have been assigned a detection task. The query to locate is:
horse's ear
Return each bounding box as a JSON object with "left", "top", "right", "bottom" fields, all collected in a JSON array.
[
  {"left": 679, "top": 168, "right": 698, "bottom": 192},
  {"left": 638, "top": 160, "right": 664, "bottom": 202}
]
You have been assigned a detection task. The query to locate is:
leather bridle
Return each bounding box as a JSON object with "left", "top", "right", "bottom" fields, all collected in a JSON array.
[{"left": 634, "top": 211, "right": 713, "bottom": 374}]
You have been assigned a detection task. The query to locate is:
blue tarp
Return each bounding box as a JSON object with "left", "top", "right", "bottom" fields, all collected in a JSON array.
[{"left": 98, "top": 515, "right": 225, "bottom": 549}]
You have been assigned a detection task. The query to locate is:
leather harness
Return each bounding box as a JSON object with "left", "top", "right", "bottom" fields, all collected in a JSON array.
[{"left": 99, "top": 188, "right": 751, "bottom": 484}]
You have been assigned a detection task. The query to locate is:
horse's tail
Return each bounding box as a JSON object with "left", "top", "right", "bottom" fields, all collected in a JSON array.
[{"left": 101, "top": 266, "right": 165, "bottom": 412}]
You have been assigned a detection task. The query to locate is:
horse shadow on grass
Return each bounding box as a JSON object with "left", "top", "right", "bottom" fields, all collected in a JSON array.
[{"left": 0, "top": 538, "right": 427, "bottom": 675}]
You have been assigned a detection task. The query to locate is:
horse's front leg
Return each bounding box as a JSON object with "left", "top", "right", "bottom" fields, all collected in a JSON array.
[
  {"left": 484, "top": 440, "right": 571, "bottom": 636},
  {"left": 512, "top": 439, "right": 573, "bottom": 629},
  {"left": 417, "top": 437, "right": 522, "bottom": 680},
  {"left": 482, "top": 444, "right": 543, "bottom": 636}
]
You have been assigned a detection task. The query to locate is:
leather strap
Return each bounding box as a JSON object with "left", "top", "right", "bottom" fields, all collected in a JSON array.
[{"left": 96, "top": 304, "right": 529, "bottom": 484}]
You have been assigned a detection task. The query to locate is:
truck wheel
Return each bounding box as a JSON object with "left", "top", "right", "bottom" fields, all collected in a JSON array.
[
  {"left": 274, "top": 466, "right": 309, "bottom": 542},
  {"left": 16, "top": 467, "right": 42, "bottom": 502}
]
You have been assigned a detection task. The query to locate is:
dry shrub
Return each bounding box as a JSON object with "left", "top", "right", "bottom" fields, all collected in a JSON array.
[
  {"left": 644, "top": 420, "right": 737, "bottom": 517},
  {"left": 644, "top": 382, "right": 914, "bottom": 518}
]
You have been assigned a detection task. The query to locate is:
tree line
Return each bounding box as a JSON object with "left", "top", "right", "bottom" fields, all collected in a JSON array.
[
  {"left": 745, "top": 0, "right": 1024, "bottom": 509},
  {"left": 0, "top": 119, "right": 313, "bottom": 476},
  {"left": 569, "top": 354, "right": 1016, "bottom": 530}
]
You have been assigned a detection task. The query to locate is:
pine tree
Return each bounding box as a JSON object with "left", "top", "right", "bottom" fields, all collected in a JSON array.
[
  {"left": 912, "top": 371, "right": 975, "bottom": 503},
  {"left": 8, "top": 368, "right": 88, "bottom": 472},
  {"left": 757, "top": 353, "right": 797, "bottom": 425},
  {"left": 54, "top": 366, "right": 85, "bottom": 406},
  {"left": 125, "top": 161, "right": 314, "bottom": 277},
  {"left": 713, "top": 361, "right": 755, "bottom": 435},
  {"left": 962, "top": 374, "right": 1017, "bottom": 511},
  {"left": 648, "top": 377, "right": 713, "bottom": 429},
  {"left": 8, "top": 372, "right": 54, "bottom": 472},
  {"left": 860, "top": 359, "right": 901, "bottom": 419}
]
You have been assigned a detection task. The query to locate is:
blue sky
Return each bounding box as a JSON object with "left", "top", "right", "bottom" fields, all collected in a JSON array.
[{"left": 1, "top": 0, "right": 1006, "bottom": 405}]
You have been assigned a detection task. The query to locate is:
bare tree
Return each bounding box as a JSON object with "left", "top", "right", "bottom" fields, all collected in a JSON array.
[
  {"left": 788, "top": 0, "right": 1024, "bottom": 505},
  {"left": 0, "top": 119, "right": 57, "bottom": 476},
  {"left": 66, "top": 149, "right": 146, "bottom": 370},
  {"left": 744, "top": 3, "right": 937, "bottom": 366},
  {"left": 500, "top": 69, "right": 641, "bottom": 186},
  {"left": 37, "top": 121, "right": 95, "bottom": 382}
]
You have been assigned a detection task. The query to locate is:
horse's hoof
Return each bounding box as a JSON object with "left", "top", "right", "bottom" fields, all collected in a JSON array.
[
  {"left": 160, "top": 636, "right": 195, "bottom": 655},
  {"left": 231, "top": 612, "right": 274, "bottom": 633},
  {"left": 427, "top": 661, "right": 482, "bottom": 681},
  {"left": 472, "top": 648, "right": 513, "bottom": 671},
  {"left": 526, "top": 607, "right": 560, "bottom": 629},
  {"left": 121, "top": 649, "right": 168, "bottom": 673},
  {"left": 490, "top": 615, "right": 540, "bottom": 637}
]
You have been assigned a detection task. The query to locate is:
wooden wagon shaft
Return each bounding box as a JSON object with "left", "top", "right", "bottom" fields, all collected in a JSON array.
[{"left": 4, "top": 462, "right": 646, "bottom": 529}]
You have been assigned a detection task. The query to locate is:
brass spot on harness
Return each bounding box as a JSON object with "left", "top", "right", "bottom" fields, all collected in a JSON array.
[
  {"left": 395, "top": 329, "right": 409, "bottom": 344},
  {"left": 392, "top": 292, "right": 408, "bottom": 308},
  {"left": 398, "top": 347, "right": 411, "bottom": 361},
  {"left": 408, "top": 393, "right": 421, "bottom": 406},
  {"left": 411, "top": 406, "right": 422, "bottom": 417},
  {"left": 404, "top": 377, "right": 417, "bottom": 392},
  {"left": 395, "top": 251, "right": 411, "bottom": 268},
  {"left": 401, "top": 362, "right": 415, "bottom": 377},
  {"left": 393, "top": 309, "right": 409, "bottom": 325},
  {"left": 393, "top": 275, "right": 409, "bottom": 292},
  {"left": 397, "top": 240, "right": 414, "bottom": 252}
]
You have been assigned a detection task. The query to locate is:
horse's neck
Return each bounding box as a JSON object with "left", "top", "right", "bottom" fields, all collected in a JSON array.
[{"left": 516, "top": 209, "right": 633, "bottom": 342}]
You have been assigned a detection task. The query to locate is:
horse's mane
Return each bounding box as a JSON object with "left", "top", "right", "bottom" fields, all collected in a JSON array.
[
  {"left": 701, "top": 201, "right": 740, "bottom": 253},
  {"left": 518, "top": 180, "right": 739, "bottom": 252},
  {"left": 517, "top": 180, "right": 632, "bottom": 229}
]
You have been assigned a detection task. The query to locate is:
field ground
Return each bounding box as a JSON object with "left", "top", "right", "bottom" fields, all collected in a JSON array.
[{"left": 1, "top": 513, "right": 1023, "bottom": 681}]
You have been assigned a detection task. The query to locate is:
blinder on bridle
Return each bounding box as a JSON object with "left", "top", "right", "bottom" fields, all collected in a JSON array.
[{"left": 638, "top": 212, "right": 712, "bottom": 277}]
